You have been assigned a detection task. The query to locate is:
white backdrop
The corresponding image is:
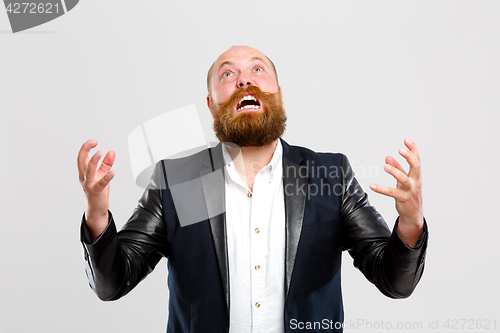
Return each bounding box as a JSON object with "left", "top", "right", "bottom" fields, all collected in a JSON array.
[{"left": 1, "top": 1, "right": 499, "bottom": 332}]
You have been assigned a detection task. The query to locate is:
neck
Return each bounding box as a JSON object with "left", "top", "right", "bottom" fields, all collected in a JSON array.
[{"left": 226, "top": 139, "right": 279, "bottom": 192}]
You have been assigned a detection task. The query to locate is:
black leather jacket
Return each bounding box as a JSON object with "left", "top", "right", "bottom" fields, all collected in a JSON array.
[{"left": 81, "top": 140, "right": 428, "bottom": 332}]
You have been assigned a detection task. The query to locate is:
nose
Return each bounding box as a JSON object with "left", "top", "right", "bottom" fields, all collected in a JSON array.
[{"left": 237, "top": 73, "right": 253, "bottom": 87}]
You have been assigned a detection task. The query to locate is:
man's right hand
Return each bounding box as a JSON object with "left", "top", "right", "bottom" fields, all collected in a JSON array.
[{"left": 77, "top": 139, "right": 116, "bottom": 241}]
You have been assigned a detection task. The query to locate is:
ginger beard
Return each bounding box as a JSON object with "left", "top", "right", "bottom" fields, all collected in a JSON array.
[{"left": 211, "top": 86, "right": 287, "bottom": 147}]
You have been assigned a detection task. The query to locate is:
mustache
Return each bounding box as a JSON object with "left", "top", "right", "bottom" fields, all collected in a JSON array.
[
  {"left": 217, "top": 85, "right": 278, "bottom": 111},
  {"left": 212, "top": 84, "right": 287, "bottom": 147}
]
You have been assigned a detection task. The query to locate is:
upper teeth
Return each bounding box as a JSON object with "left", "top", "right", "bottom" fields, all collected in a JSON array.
[
  {"left": 240, "top": 95, "right": 257, "bottom": 103},
  {"left": 237, "top": 95, "right": 259, "bottom": 110}
]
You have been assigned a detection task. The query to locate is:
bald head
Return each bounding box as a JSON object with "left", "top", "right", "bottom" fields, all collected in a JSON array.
[{"left": 206, "top": 46, "right": 278, "bottom": 94}]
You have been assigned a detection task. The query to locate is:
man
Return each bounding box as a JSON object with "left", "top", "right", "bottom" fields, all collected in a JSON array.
[{"left": 78, "top": 46, "right": 427, "bottom": 332}]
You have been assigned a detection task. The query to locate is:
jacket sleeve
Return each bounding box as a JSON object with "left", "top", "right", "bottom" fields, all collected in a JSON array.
[
  {"left": 80, "top": 161, "right": 169, "bottom": 301},
  {"left": 340, "top": 155, "right": 428, "bottom": 299}
]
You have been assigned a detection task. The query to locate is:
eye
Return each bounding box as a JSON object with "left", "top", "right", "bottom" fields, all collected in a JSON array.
[
  {"left": 254, "top": 67, "right": 263, "bottom": 72},
  {"left": 222, "top": 72, "right": 233, "bottom": 78}
]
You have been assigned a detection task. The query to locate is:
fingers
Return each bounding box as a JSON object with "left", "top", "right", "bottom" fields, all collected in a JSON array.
[
  {"left": 399, "top": 147, "right": 420, "bottom": 171},
  {"left": 401, "top": 139, "right": 421, "bottom": 175},
  {"left": 77, "top": 140, "right": 116, "bottom": 189},
  {"left": 369, "top": 183, "right": 404, "bottom": 200},
  {"left": 77, "top": 139, "right": 98, "bottom": 182},
  {"left": 94, "top": 170, "right": 116, "bottom": 191},
  {"left": 385, "top": 155, "right": 406, "bottom": 175},
  {"left": 383, "top": 163, "right": 411, "bottom": 189},
  {"left": 404, "top": 138, "right": 420, "bottom": 161},
  {"left": 85, "top": 150, "right": 102, "bottom": 183},
  {"left": 370, "top": 138, "right": 421, "bottom": 197},
  {"left": 384, "top": 139, "right": 420, "bottom": 171},
  {"left": 96, "top": 150, "right": 116, "bottom": 176},
  {"left": 370, "top": 162, "right": 411, "bottom": 198},
  {"left": 93, "top": 151, "right": 116, "bottom": 191}
]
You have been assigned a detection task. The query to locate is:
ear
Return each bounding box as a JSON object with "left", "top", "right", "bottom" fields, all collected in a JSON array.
[{"left": 207, "top": 94, "right": 213, "bottom": 116}]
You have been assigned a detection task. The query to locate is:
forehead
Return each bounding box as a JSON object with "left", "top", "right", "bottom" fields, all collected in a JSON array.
[{"left": 214, "top": 47, "right": 272, "bottom": 72}]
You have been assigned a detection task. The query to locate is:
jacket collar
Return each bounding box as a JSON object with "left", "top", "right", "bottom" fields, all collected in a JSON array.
[
  {"left": 199, "top": 144, "right": 230, "bottom": 310},
  {"left": 281, "top": 139, "right": 307, "bottom": 298}
]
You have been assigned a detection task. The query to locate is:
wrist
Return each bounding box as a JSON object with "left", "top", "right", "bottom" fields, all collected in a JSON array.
[
  {"left": 84, "top": 210, "right": 109, "bottom": 241},
  {"left": 399, "top": 214, "right": 424, "bottom": 230},
  {"left": 397, "top": 215, "right": 424, "bottom": 248}
]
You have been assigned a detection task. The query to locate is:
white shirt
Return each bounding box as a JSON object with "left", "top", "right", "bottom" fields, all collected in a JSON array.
[{"left": 223, "top": 140, "right": 286, "bottom": 333}]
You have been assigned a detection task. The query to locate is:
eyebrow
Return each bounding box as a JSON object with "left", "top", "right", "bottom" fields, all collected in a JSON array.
[
  {"left": 217, "top": 60, "right": 234, "bottom": 72},
  {"left": 250, "top": 56, "right": 266, "bottom": 63},
  {"left": 217, "top": 57, "right": 267, "bottom": 73}
]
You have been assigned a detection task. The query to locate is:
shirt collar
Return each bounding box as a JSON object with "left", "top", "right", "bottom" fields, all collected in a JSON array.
[
  {"left": 268, "top": 139, "right": 283, "bottom": 171},
  {"left": 222, "top": 139, "right": 283, "bottom": 172}
]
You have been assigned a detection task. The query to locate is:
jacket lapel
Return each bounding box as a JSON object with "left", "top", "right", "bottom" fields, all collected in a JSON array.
[
  {"left": 281, "top": 139, "right": 307, "bottom": 298},
  {"left": 199, "top": 144, "right": 230, "bottom": 311},
  {"left": 199, "top": 140, "right": 307, "bottom": 308}
]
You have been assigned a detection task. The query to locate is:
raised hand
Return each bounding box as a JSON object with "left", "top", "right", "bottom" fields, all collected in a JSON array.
[
  {"left": 370, "top": 138, "right": 424, "bottom": 247},
  {"left": 77, "top": 139, "right": 116, "bottom": 240}
]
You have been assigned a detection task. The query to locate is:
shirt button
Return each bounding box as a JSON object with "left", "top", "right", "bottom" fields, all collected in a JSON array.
[
  {"left": 255, "top": 265, "right": 260, "bottom": 271},
  {"left": 255, "top": 302, "right": 260, "bottom": 308},
  {"left": 247, "top": 192, "right": 252, "bottom": 198},
  {"left": 254, "top": 228, "right": 260, "bottom": 234}
]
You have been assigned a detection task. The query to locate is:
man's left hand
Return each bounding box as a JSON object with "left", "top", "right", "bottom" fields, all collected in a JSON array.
[{"left": 370, "top": 138, "right": 424, "bottom": 248}]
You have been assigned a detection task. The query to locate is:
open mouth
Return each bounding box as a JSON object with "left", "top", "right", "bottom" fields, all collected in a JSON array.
[{"left": 236, "top": 94, "right": 261, "bottom": 112}]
